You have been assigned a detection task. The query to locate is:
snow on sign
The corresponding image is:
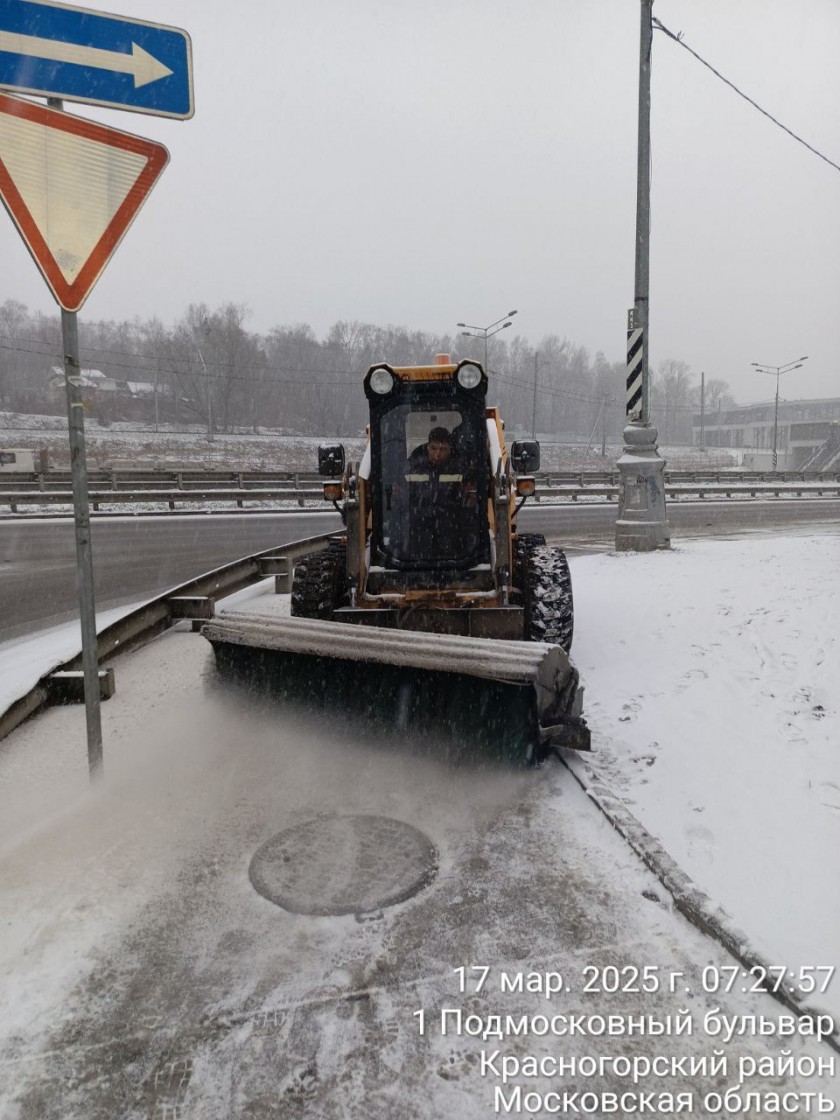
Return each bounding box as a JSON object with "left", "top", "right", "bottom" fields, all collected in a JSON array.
[
  {"left": 0, "top": 0, "right": 193, "bottom": 119},
  {"left": 0, "top": 92, "right": 168, "bottom": 312}
]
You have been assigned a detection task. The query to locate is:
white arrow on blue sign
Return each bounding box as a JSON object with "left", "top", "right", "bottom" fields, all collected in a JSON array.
[{"left": 0, "top": 0, "right": 193, "bottom": 119}]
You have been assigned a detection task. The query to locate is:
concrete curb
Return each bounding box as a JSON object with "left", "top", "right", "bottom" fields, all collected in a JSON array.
[{"left": 560, "top": 751, "right": 840, "bottom": 1056}]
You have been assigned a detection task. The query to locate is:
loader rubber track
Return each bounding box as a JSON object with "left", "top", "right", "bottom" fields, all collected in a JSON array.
[
  {"left": 523, "top": 545, "right": 574, "bottom": 653},
  {"left": 290, "top": 540, "right": 347, "bottom": 620}
]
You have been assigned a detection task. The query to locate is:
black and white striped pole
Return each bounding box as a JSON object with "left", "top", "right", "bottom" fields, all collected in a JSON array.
[
  {"left": 626, "top": 314, "right": 644, "bottom": 423},
  {"left": 615, "top": 0, "right": 670, "bottom": 551}
]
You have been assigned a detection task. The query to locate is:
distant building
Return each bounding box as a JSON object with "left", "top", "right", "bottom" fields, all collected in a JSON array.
[
  {"left": 125, "top": 380, "right": 156, "bottom": 397},
  {"left": 48, "top": 367, "right": 156, "bottom": 396},
  {"left": 48, "top": 366, "right": 117, "bottom": 392},
  {"left": 800, "top": 423, "right": 840, "bottom": 472},
  {"left": 692, "top": 397, "right": 840, "bottom": 469}
]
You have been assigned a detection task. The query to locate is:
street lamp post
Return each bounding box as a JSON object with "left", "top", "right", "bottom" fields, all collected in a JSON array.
[
  {"left": 750, "top": 356, "right": 808, "bottom": 470},
  {"left": 457, "top": 309, "right": 517, "bottom": 370},
  {"left": 615, "top": 0, "right": 670, "bottom": 551}
]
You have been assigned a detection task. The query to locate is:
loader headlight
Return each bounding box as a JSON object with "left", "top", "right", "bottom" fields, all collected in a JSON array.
[
  {"left": 456, "top": 362, "right": 482, "bottom": 389},
  {"left": 369, "top": 368, "right": 394, "bottom": 395}
]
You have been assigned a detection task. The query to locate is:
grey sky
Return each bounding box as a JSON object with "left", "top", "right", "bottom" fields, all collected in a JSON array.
[{"left": 1, "top": 0, "right": 838, "bottom": 403}]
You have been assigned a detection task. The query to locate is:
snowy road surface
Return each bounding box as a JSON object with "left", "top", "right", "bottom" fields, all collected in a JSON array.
[{"left": 0, "top": 532, "right": 838, "bottom": 1117}]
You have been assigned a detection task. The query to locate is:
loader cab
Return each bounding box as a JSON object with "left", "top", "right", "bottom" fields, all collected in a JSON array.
[{"left": 364, "top": 359, "right": 491, "bottom": 574}]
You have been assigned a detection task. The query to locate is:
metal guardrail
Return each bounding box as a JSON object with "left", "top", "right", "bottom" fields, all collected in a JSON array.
[
  {"left": 3, "top": 467, "right": 839, "bottom": 493},
  {"left": 1, "top": 469, "right": 326, "bottom": 493},
  {"left": 3, "top": 481, "right": 840, "bottom": 513},
  {"left": 2, "top": 487, "right": 319, "bottom": 512},
  {"left": 0, "top": 530, "right": 335, "bottom": 746}
]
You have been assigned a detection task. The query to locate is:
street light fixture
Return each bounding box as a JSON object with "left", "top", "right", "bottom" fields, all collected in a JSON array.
[
  {"left": 750, "top": 355, "right": 808, "bottom": 470},
  {"left": 457, "top": 309, "right": 518, "bottom": 370}
]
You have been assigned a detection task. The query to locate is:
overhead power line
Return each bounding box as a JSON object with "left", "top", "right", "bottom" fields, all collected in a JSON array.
[
  {"left": 652, "top": 17, "right": 840, "bottom": 176},
  {"left": 1, "top": 336, "right": 706, "bottom": 413}
]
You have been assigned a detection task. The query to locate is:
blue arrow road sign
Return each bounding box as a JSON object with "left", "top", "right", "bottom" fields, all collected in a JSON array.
[{"left": 0, "top": 0, "right": 193, "bottom": 119}]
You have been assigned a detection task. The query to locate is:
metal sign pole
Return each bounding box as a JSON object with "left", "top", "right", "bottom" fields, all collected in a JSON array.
[
  {"left": 61, "top": 306, "right": 103, "bottom": 780},
  {"left": 0, "top": 4, "right": 190, "bottom": 782},
  {"left": 43, "top": 93, "right": 103, "bottom": 779},
  {"left": 0, "top": 3, "right": 190, "bottom": 783}
]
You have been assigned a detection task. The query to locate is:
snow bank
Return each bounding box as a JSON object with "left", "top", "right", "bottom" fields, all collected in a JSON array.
[{"left": 572, "top": 532, "right": 840, "bottom": 1014}]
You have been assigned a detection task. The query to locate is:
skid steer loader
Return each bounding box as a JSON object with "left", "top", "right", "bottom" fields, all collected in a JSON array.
[{"left": 204, "top": 355, "right": 590, "bottom": 760}]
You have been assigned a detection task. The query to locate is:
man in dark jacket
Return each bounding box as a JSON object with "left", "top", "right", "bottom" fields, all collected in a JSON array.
[
  {"left": 406, "top": 427, "right": 460, "bottom": 476},
  {"left": 403, "top": 427, "right": 479, "bottom": 558}
]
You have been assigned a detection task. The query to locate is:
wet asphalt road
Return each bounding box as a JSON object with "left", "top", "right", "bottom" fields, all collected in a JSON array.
[
  {"left": 2, "top": 500, "right": 838, "bottom": 640},
  {"left": 0, "top": 511, "right": 342, "bottom": 640}
]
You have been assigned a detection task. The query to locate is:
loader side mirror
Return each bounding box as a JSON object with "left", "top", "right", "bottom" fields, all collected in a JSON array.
[
  {"left": 318, "top": 444, "right": 345, "bottom": 476},
  {"left": 511, "top": 440, "right": 540, "bottom": 474}
]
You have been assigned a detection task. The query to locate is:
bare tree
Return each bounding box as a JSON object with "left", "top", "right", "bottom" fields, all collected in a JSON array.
[
  {"left": 704, "top": 377, "right": 736, "bottom": 412},
  {"left": 0, "top": 299, "right": 28, "bottom": 406},
  {"left": 653, "top": 358, "right": 693, "bottom": 444},
  {"left": 2, "top": 297, "right": 724, "bottom": 451},
  {"left": 264, "top": 323, "right": 322, "bottom": 432}
]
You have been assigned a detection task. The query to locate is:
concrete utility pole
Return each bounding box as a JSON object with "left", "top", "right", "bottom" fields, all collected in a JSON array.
[
  {"left": 601, "top": 397, "right": 609, "bottom": 457},
  {"left": 197, "top": 347, "right": 214, "bottom": 443},
  {"left": 531, "top": 351, "right": 539, "bottom": 439},
  {"left": 615, "top": 0, "right": 670, "bottom": 551},
  {"left": 699, "top": 371, "right": 705, "bottom": 451}
]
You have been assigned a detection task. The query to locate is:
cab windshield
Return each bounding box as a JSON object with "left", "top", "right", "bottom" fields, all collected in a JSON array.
[{"left": 372, "top": 400, "right": 490, "bottom": 569}]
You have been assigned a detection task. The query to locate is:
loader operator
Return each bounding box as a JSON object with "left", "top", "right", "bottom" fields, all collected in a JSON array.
[
  {"left": 406, "top": 427, "right": 475, "bottom": 494},
  {"left": 404, "top": 427, "right": 478, "bottom": 559},
  {"left": 408, "top": 427, "right": 458, "bottom": 474}
]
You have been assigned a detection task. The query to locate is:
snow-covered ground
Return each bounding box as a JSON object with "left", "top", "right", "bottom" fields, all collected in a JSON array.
[
  {"left": 0, "top": 604, "right": 147, "bottom": 715},
  {"left": 571, "top": 530, "right": 840, "bottom": 1017},
  {"left": 0, "top": 412, "right": 367, "bottom": 471},
  {"left": 1, "top": 410, "right": 739, "bottom": 472},
  {"left": 0, "top": 529, "right": 838, "bottom": 1116},
  {"left": 0, "top": 530, "right": 837, "bottom": 1024},
  {"left": 202, "top": 530, "right": 840, "bottom": 1015}
]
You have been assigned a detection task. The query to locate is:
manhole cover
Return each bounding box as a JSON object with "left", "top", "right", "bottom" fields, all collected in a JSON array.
[{"left": 249, "top": 815, "right": 438, "bottom": 915}]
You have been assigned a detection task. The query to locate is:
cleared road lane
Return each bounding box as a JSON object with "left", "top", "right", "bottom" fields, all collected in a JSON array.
[
  {"left": 3, "top": 500, "right": 838, "bottom": 638},
  {"left": 0, "top": 511, "right": 341, "bottom": 640}
]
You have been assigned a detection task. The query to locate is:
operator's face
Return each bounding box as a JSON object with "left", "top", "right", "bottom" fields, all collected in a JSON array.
[{"left": 427, "top": 440, "right": 451, "bottom": 466}]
